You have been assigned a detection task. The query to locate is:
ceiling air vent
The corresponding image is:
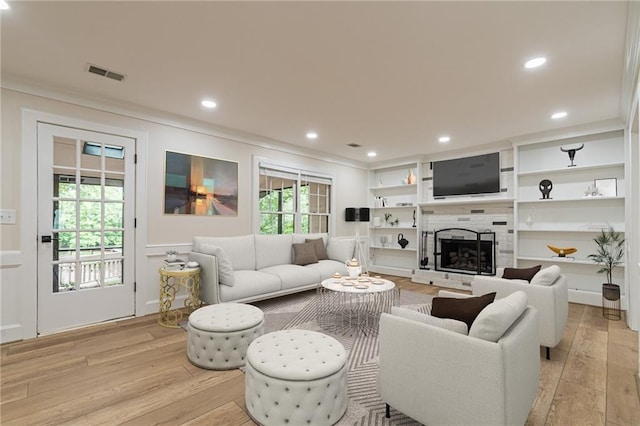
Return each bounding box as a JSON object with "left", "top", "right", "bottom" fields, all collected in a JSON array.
[
  {"left": 87, "top": 64, "right": 126, "bottom": 82},
  {"left": 347, "top": 143, "right": 361, "bottom": 148}
]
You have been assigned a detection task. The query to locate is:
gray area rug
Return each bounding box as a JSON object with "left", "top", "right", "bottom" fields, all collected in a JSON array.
[{"left": 252, "top": 289, "right": 433, "bottom": 426}]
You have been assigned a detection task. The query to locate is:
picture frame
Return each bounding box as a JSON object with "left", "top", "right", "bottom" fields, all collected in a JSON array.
[
  {"left": 164, "top": 150, "right": 238, "bottom": 216},
  {"left": 594, "top": 178, "right": 617, "bottom": 197}
]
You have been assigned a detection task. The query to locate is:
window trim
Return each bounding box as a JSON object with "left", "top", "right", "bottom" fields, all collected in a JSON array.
[{"left": 253, "top": 156, "right": 334, "bottom": 235}]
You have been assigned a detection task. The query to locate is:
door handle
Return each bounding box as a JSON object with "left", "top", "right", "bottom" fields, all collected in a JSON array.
[{"left": 41, "top": 235, "right": 59, "bottom": 243}]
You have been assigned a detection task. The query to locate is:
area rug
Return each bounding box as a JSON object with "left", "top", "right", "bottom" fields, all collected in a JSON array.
[{"left": 251, "top": 289, "right": 433, "bottom": 426}]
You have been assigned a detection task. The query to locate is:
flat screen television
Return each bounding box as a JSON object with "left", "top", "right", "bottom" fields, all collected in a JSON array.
[{"left": 433, "top": 152, "right": 500, "bottom": 197}]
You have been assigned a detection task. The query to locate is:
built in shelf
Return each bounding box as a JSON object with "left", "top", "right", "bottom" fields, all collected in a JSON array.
[
  {"left": 517, "top": 227, "right": 625, "bottom": 233},
  {"left": 370, "top": 245, "right": 417, "bottom": 252},
  {"left": 517, "top": 162, "right": 624, "bottom": 177},
  {"left": 370, "top": 205, "right": 416, "bottom": 210},
  {"left": 517, "top": 196, "right": 624, "bottom": 204},
  {"left": 370, "top": 226, "right": 417, "bottom": 230},
  {"left": 418, "top": 198, "right": 514, "bottom": 207},
  {"left": 517, "top": 256, "right": 625, "bottom": 267},
  {"left": 369, "top": 183, "right": 417, "bottom": 191}
]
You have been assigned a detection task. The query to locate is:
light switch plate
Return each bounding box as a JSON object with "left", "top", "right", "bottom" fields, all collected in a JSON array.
[{"left": 0, "top": 209, "right": 17, "bottom": 224}]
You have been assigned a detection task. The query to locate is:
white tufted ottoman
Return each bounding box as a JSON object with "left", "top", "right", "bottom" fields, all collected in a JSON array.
[
  {"left": 187, "top": 303, "right": 264, "bottom": 370},
  {"left": 245, "top": 329, "right": 348, "bottom": 426}
]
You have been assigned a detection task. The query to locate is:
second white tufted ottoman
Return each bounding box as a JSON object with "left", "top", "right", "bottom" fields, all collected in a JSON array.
[
  {"left": 187, "top": 303, "right": 264, "bottom": 370},
  {"left": 245, "top": 329, "right": 348, "bottom": 426}
]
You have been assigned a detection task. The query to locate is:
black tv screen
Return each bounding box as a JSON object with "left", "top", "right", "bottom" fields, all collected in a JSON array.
[{"left": 433, "top": 153, "right": 500, "bottom": 197}]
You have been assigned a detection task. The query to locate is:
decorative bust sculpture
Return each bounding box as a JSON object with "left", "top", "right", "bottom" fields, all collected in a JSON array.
[{"left": 539, "top": 179, "right": 553, "bottom": 199}]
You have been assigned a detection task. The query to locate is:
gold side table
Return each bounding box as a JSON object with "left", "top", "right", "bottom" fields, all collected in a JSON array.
[{"left": 158, "top": 266, "right": 201, "bottom": 328}]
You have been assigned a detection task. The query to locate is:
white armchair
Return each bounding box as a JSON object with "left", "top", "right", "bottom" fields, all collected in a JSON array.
[
  {"left": 377, "top": 295, "right": 540, "bottom": 425},
  {"left": 472, "top": 266, "right": 568, "bottom": 360}
]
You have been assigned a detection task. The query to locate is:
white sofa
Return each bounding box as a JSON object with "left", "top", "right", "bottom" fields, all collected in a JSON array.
[
  {"left": 377, "top": 291, "right": 540, "bottom": 425},
  {"left": 189, "top": 233, "right": 354, "bottom": 304},
  {"left": 472, "top": 266, "right": 568, "bottom": 360}
]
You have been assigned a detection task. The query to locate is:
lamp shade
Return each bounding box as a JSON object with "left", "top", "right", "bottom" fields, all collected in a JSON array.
[{"left": 345, "top": 207, "right": 370, "bottom": 222}]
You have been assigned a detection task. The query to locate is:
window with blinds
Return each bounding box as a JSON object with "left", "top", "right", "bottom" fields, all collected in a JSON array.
[{"left": 258, "top": 163, "right": 331, "bottom": 234}]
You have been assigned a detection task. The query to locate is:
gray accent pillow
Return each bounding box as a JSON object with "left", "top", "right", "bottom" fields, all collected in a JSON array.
[
  {"left": 293, "top": 242, "right": 319, "bottom": 266},
  {"left": 326, "top": 238, "right": 355, "bottom": 262},
  {"left": 199, "top": 244, "right": 235, "bottom": 287},
  {"left": 305, "top": 238, "right": 328, "bottom": 260},
  {"left": 469, "top": 291, "right": 528, "bottom": 342}
]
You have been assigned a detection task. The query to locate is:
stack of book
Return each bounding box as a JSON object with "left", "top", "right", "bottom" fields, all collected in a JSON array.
[{"left": 164, "top": 258, "right": 186, "bottom": 269}]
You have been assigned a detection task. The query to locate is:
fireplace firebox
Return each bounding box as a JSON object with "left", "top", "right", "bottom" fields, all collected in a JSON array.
[{"left": 434, "top": 228, "right": 496, "bottom": 275}]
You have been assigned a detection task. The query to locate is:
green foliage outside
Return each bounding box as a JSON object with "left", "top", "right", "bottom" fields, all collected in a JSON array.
[
  {"left": 259, "top": 186, "right": 310, "bottom": 234},
  {"left": 55, "top": 182, "right": 124, "bottom": 252}
]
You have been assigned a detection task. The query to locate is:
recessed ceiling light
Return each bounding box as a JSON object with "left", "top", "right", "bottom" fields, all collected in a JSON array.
[
  {"left": 0, "top": 1, "right": 10, "bottom": 11},
  {"left": 367, "top": 151, "right": 377, "bottom": 157},
  {"left": 524, "top": 57, "right": 546, "bottom": 69},
  {"left": 438, "top": 136, "right": 450, "bottom": 143},
  {"left": 551, "top": 111, "right": 567, "bottom": 119},
  {"left": 306, "top": 132, "right": 318, "bottom": 139},
  {"left": 201, "top": 99, "right": 217, "bottom": 109}
]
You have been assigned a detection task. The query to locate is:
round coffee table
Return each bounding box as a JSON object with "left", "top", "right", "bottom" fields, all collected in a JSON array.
[{"left": 317, "top": 276, "right": 399, "bottom": 336}]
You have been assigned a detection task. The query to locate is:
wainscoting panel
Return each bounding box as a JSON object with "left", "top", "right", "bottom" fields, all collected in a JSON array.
[{"left": 0, "top": 250, "right": 25, "bottom": 343}]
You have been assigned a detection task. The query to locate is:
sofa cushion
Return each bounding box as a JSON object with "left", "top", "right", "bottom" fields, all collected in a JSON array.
[
  {"left": 292, "top": 233, "right": 327, "bottom": 245},
  {"left": 292, "top": 242, "right": 319, "bottom": 265},
  {"left": 255, "top": 234, "right": 293, "bottom": 269},
  {"left": 530, "top": 265, "right": 561, "bottom": 286},
  {"left": 197, "top": 244, "right": 235, "bottom": 287},
  {"left": 469, "top": 291, "right": 528, "bottom": 342},
  {"left": 391, "top": 307, "right": 468, "bottom": 335},
  {"left": 218, "top": 270, "right": 282, "bottom": 302},
  {"left": 502, "top": 265, "right": 541, "bottom": 282},
  {"left": 431, "top": 292, "right": 496, "bottom": 331},
  {"left": 260, "top": 264, "right": 322, "bottom": 290},
  {"left": 326, "top": 238, "right": 355, "bottom": 262},
  {"left": 305, "top": 238, "right": 329, "bottom": 260},
  {"left": 193, "top": 235, "right": 255, "bottom": 271},
  {"left": 304, "top": 259, "right": 348, "bottom": 279}
]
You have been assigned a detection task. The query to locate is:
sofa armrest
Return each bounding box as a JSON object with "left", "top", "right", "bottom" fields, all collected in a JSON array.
[{"left": 189, "top": 251, "right": 221, "bottom": 304}]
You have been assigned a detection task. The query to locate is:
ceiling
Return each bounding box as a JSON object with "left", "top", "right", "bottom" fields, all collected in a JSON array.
[{"left": 0, "top": 1, "right": 631, "bottom": 163}]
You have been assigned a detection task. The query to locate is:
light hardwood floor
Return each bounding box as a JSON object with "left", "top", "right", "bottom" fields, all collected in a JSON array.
[{"left": 1, "top": 276, "right": 638, "bottom": 425}]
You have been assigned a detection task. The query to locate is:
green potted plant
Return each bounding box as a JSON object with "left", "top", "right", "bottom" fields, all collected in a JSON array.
[{"left": 587, "top": 226, "right": 625, "bottom": 285}]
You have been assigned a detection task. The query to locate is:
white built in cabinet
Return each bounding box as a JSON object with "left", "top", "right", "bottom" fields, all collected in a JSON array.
[
  {"left": 515, "top": 130, "right": 626, "bottom": 307},
  {"left": 368, "top": 162, "right": 419, "bottom": 277}
]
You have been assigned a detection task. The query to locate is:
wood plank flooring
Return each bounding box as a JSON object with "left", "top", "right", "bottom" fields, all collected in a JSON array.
[{"left": 1, "top": 275, "right": 638, "bottom": 425}]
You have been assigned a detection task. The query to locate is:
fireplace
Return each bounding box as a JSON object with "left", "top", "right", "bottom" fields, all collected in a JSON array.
[{"left": 434, "top": 228, "right": 496, "bottom": 275}]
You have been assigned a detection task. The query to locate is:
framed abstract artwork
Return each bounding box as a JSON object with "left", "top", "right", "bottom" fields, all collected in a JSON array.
[{"left": 164, "top": 151, "right": 238, "bottom": 215}]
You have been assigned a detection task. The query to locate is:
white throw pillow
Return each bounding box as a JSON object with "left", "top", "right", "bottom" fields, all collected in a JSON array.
[
  {"left": 391, "top": 307, "right": 468, "bottom": 335},
  {"left": 530, "top": 265, "right": 561, "bottom": 286},
  {"left": 326, "top": 238, "right": 356, "bottom": 262},
  {"left": 469, "top": 291, "right": 527, "bottom": 342},
  {"left": 199, "top": 244, "right": 235, "bottom": 287}
]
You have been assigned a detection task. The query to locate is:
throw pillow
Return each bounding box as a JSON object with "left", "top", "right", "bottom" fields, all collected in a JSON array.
[
  {"left": 431, "top": 292, "right": 496, "bottom": 331},
  {"left": 326, "top": 237, "right": 356, "bottom": 262},
  {"left": 305, "top": 238, "right": 328, "bottom": 260},
  {"left": 199, "top": 244, "right": 235, "bottom": 287},
  {"left": 530, "top": 265, "right": 561, "bottom": 286},
  {"left": 502, "top": 265, "right": 541, "bottom": 282},
  {"left": 469, "top": 291, "right": 528, "bottom": 342},
  {"left": 293, "top": 242, "right": 319, "bottom": 266},
  {"left": 391, "top": 307, "right": 468, "bottom": 335}
]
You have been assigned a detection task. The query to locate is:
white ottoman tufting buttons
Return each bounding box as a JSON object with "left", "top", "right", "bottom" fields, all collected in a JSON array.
[
  {"left": 245, "top": 329, "right": 348, "bottom": 425},
  {"left": 187, "top": 303, "right": 264, "bottom": 370}
]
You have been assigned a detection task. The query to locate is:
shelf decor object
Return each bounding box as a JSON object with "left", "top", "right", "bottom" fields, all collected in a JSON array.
[
  {"left": 560, "top": 143, "right": 584, "bottom": 167},
  {"left": 547, "top": 245, "right": 577, "bottom": 259},
  {"left": 594, "top": 178, "right": 617, "bottom": 197},
  {"left": 539, "top": 179, "right": 553, "bottom": 199}
]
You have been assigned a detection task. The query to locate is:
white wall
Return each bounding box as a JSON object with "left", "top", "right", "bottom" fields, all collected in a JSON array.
[{"left": 0, "top": 87, "right": 368, "bottom": 343}]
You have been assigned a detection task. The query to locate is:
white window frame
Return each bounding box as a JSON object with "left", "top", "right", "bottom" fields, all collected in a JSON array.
[{"left": 253, "top": 157, "right": 333, "bottom": 235}]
